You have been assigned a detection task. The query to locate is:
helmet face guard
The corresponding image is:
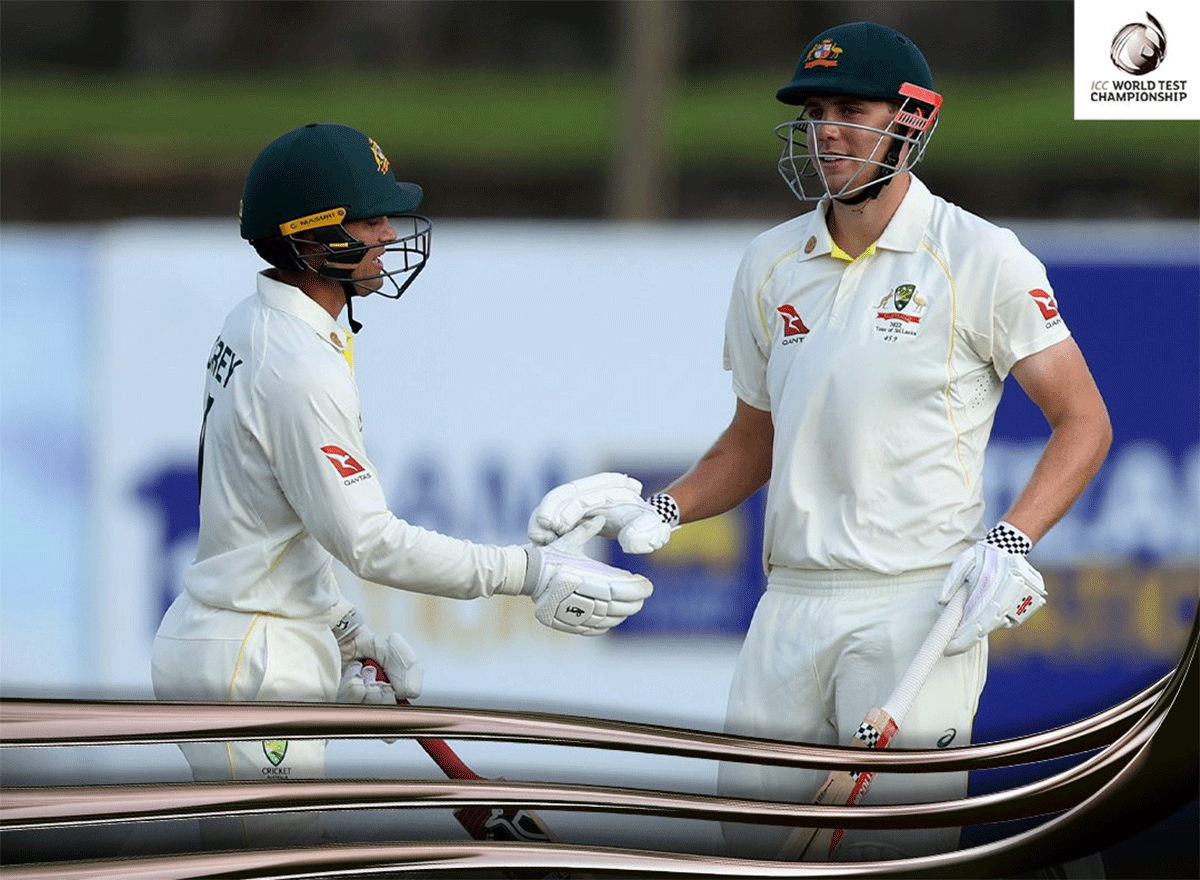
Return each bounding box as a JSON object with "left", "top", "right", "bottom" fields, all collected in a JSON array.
[
  {"left": 241, "top": 123, "right": 433, "bottom": 304},
  {"left": 280, "top": 207, "right": 432, "bottom": 300},
  {"left": 775, "top": 82, "right": 943, "bottom": 203}
]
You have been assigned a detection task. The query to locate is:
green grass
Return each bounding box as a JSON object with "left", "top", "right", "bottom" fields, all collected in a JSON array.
[{"left": 2, "top": 68, "right": 1196, "bottom": 172}]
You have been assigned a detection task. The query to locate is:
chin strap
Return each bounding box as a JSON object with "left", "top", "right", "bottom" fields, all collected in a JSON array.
[
  {"left": 834, "top": 138, "right": 905, "bottom": 206},
  {"left": 341, "top": 283, "right": 363, "bottom": 334}
]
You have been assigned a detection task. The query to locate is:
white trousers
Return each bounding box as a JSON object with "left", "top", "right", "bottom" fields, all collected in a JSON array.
[
  {"left": 718, "top": 567, "right": 987, "bottom": 861},
  {"left": 151, "top": 590, "right": 341, "bottom": 847}
]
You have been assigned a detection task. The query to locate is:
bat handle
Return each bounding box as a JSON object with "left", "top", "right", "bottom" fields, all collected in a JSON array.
[{"left": 882, "top": 589, "right": 966, "bottom": 724}]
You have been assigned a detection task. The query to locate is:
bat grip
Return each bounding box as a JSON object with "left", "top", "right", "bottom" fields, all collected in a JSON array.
[{"left": 881, "top": 589, "right": 966, "bottom": 724}]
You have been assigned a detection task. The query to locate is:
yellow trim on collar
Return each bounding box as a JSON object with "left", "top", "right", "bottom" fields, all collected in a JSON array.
[{"left": 830, "top": 240, "right": 877, "bottom": 262}]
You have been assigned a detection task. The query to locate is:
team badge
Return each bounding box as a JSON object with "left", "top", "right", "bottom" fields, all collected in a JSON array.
[
  {"left": 262, "top": 739, "right": 288, "bottom": 767},
  {"left": 804, "top": 39, "right": 843, "bottom": 69},
  {"left": 874, "top": 283, "right": 927, "bottom": 341},
  {"left": 368, "top": 137, "right": 390, "bottom": 174}
]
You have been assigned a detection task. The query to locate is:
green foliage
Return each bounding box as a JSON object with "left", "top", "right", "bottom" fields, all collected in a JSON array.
[{"left": 2, "top": 68, "right": 1195, "bottom": 173}]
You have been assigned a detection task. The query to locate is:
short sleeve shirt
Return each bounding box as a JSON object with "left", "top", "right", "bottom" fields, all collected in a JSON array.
[{"left": 723, "top": 176, "right": 1070, "bottom": 575}]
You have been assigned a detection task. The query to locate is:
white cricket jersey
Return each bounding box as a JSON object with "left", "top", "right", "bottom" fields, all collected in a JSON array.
[
  {"left": 723, "top": 176, "right": 1070, "bottom": 575},
  {"left": 183, "top": 272, "right": 526, "bottom": 619}
]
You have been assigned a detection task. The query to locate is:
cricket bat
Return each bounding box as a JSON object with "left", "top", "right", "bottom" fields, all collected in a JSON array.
[
  {"left": 777, "top": 588, "right": 967, "bottom": 861},
  {"left": 359, "top": 660, "right": 567, "bottom": 863}
]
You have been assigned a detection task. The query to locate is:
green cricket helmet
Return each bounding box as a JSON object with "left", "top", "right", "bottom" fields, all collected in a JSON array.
[
  {"left": 239, "top": 123, "right": 432, "bottom": 328},
  {"left": 773, "top": 22, "right": 943, "bottom": 204}
]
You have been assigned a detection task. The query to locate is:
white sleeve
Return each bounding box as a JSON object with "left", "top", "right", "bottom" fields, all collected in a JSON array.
[
  {"left": 956, "top": 229, "right": 1072, "bottom": 380},
  {"left": 260, "top": 360, "right": 526, "bottom": 600},
  {"left": 990, "top": 235, "right": 1072, "bottom": 378},
  {"left": 722, "top": 251, "right": 772, "bottom": 410}
]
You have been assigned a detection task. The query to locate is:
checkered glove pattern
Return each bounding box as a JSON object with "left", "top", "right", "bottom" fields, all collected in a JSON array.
[
  {"left": 938, "top": 522, "right": 1046, "bottom": 656},
  {"left": 528, "top": 472, "right": 677, "bottom": 554},
  {"left": 647, "top": 493, "right": 680, "bottom": 527},
  {"left": 984, "top": 521, "right": 1033, "bottom": 555}
]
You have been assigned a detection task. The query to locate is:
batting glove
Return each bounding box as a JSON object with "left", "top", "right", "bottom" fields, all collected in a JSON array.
[
  {"left": 527, "top": 472, "right": 679, "bottom": 554},
  {"left": 938, "top": 522, "right": 1047, "bottom": 656},
  {"left": 330, "top": 605, "right": 424, "bottom": 702},
  {"left": 521, "top": 516, "right": 654, "bottom": 635}
]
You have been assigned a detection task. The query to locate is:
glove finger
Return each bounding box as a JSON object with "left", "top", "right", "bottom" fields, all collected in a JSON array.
[
  {"left": 532, "top": 474, "right": 641, "bottom": 533},
  {"left": 550, "top": 515, "right": 606, "bottom": 554},
  {"left": 608, "top": 575, "right": 653, "bottom": 602},
  {"left": 362, "top": 680, "right": 398, "bottom": 705},
  {"left": 551, "top": 619, "right": 607, "bottom": 636},
  {"left": 618, "top": 514, "right": 672, "bottom": 554},
  {"left": 527, "top": 519, "right": 559, "bottom": 545},
  {"left": 381, "top": 633, "right": 419, "bottom": 667},
  {"left": 937, "top": 553, "right": 974, "bottom": 603},
  {"left": 601, "top": 597, "right": 646, "bottom": 619},
  {"left": 943, "top": 631, "right": 974, "bottom": 656},
  {"left": 395, "top": 665, "right": 424, "bottom": 699},
  {"left": 571, "top": 472, "right": 644, "bottom": 495}
]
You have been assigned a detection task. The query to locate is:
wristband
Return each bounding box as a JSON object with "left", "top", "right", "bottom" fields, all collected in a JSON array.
[
  {"left": 984, "top": 521, "right": 1033, "bottom": 556},
  {"left": 647, "top": 493, "right": 680, "bottom": 527}
]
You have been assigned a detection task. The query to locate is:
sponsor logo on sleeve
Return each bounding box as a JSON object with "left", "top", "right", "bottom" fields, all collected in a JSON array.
[
  {"left": 1029, "top": 288, "right": 1062, "bottom": 327},
  {"left": 321, "top": 445, "right": 373, "bottom": 484}
]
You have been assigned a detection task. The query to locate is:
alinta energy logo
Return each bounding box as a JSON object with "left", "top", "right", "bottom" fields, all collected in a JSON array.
[{"left": 1091, "top": 11, "right": 1187, "bottom": 104}]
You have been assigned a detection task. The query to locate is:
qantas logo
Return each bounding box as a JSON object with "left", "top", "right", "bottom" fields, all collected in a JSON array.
[
  {"left": 1029, "top": 288, "right": 1060, "bottom": 322},
  {"left": 321, "top": 445, "right": 365, "bottom": 478},
  {"left": 777, "top": 304, "right": 810, "bottom": 344}
]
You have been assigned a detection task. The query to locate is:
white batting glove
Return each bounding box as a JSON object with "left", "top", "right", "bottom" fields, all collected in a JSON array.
[
  {"left": 527, "top": 472, "right": 679, "bottom": 554},
  {"left": 338, "top": 659, "right": 396, "bottom": 704},
  {"left": 938, "top": 522, "right": 1047, "bottom": 656},
  {"left": 521, "top": 516, "right": 654, "bottom": 635},
  {"left": 330, "top": 605, "right": 424, "bottom": 701}
]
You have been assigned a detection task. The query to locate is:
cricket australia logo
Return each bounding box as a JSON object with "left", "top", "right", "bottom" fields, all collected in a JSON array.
[
  {"left": 777, "top": 304, "right": 810, "bottom": 346},
  {"left": 262, "top": 739, "right": 288, "bottom": 767},
  {"left": 874, "top": 283, "right": 927, "bottom": 342}
]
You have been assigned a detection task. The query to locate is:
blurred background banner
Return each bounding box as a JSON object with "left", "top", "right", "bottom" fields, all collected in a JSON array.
[{"left": 1, "top": 0, "right": 1196, "bottom": 871}]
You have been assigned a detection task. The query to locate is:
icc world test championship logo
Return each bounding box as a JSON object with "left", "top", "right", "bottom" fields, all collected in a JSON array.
[{"left": 1110, "top": 11, "right": 1167, "bottom": 75}]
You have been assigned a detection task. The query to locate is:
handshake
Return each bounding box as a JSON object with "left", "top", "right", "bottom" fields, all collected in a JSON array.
[{"left": 521, "top": 472, "right": 679, "bottom": 636}]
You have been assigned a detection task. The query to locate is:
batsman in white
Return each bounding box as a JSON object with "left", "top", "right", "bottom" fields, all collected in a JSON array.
[
  {"left": 529, "top": 21, "right": 1111, "bottom": 862},
  {"left": 151, "top": 122, "right": 652, "bottom": 846}
]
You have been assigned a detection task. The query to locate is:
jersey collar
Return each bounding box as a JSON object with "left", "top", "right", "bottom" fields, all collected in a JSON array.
[
  {"left": 874, "top": 174, "right": 934, "bottom": 253},
  {"left": 256, "top": 271, "right": 354, "bottom": 354},
  {"left": 794, "top": 174, "right": 934, "bottom": 262}
]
